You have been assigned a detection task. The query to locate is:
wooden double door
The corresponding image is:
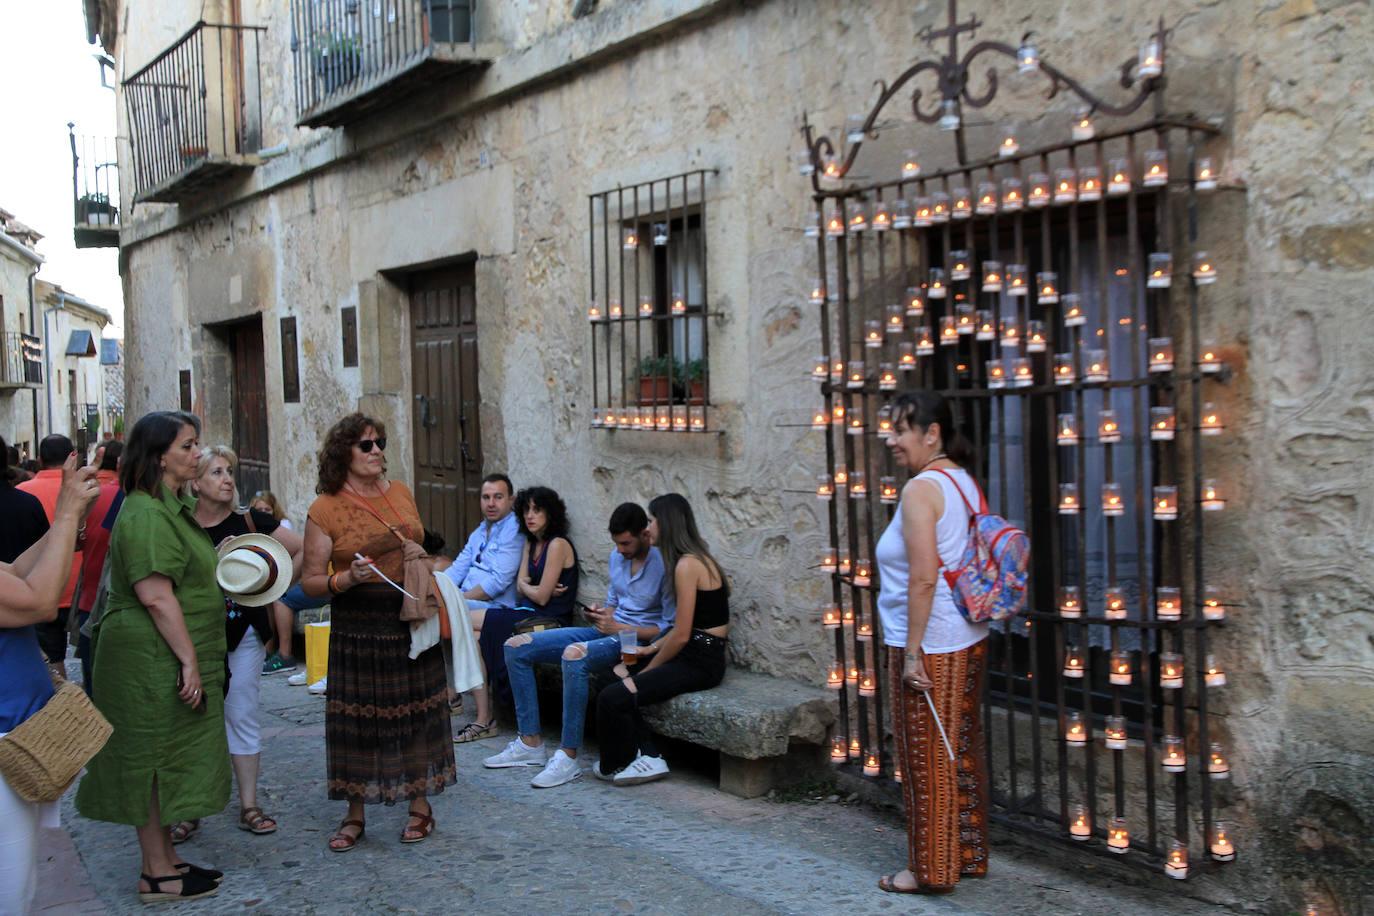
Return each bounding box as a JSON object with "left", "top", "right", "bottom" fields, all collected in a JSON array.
[
  {"left": 409, "top": 264, "right": 483, "bottom": 554},
  {"left": 227, "top": 317, "right": 270, "bottom": 499}
]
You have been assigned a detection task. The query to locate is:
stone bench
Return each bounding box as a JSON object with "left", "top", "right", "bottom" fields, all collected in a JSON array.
[{"left": 639, "top": 669, "right": 838, "bottom": 798}]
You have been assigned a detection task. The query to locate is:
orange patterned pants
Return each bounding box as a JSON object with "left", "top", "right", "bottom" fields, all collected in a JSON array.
[{"left": 888, "top": 642, "right": 989, "bottom": 888}]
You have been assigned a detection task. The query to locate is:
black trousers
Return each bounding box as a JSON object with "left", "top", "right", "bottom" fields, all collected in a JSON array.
[{"left": 596, "top": 631, "right": 727, "bottom": 774}]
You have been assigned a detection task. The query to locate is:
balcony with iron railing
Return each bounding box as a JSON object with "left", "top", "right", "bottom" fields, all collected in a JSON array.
[
  {"left": 0, "top": 333, "right": 43, "bottom": 390},
  {"left": 290, "top": 0, "right": 495, "bottom": 128},
  {"left": 122, "top": 22, "right": 267, "bottom": 204},
  {"left": 69, "top": 124, "right": 120, "bottom": 248}
]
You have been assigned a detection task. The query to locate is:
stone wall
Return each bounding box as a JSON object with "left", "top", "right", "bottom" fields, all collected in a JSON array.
[{"left": 109, "top": 0, "right": 1373, "bottom": 910}]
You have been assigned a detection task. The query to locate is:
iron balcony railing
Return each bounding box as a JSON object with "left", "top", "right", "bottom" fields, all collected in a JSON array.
[
  {"left": 0, "top": 333, "right": 43, "bottom": 387},
  {"left": 122, "top": 22, "right": 266, "bottom": 201},
  {"left": 69, "top": 124, "right": 120, "bottom": 246},
  {"left": 290, "top": 0, "right": 478, "bottom": 124}
]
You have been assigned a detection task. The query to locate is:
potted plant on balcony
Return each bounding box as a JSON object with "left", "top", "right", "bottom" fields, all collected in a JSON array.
[
  {"left": 680, "top": 358, "right": 707, "bottom": 405},
  {"left": 636, "top": 355, "right": 676, "bottom": 406},
  {"left": 313, "top": 31, "right": 362, "bottom": 95},
  {"left": 77, "top": 192, "right": 115, "bottom": 226}
]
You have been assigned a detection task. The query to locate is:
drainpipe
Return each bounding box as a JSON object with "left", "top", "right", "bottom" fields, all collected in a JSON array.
[
  {"left": 26, "top": 265, "right": 40, "bottom": 446},
  {"left": 42, "top": 291, "right": 67, "bottom": 439}
]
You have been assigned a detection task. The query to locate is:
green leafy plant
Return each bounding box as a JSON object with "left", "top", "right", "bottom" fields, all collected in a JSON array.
[
  {"left": 680, "top": 358, "right": 706, "bottom": 382},
  {"left": 636, "top": 354, "right": 677, "bottom": 379}
]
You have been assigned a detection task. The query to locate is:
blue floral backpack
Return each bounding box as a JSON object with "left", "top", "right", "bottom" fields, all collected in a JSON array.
[{"left": 929, "top": 469, "right": 1030, "bottom": 623}]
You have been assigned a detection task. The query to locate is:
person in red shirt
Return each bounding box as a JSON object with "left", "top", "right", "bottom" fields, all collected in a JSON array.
[
  {"left": 17, "top": 435, "right": 83, "bottom": 666},
  {"left": 73, "top": 441, "right": 124, "bottom": 691}
]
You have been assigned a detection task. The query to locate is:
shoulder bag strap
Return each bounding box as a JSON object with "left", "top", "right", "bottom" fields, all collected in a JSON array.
[{"left": 339, "top": 487, "right": 408, "bottom": 546}]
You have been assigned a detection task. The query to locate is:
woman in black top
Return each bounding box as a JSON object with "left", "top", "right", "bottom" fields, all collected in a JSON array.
[
  {"left": 595, "top": 493, "right": 729, "bottom": 783},
  {"left": 460, "top": 486, "right": 578, "bottom": 743},
  {"left": 187, "top": 446, "right": 303, "bottom": 840}
]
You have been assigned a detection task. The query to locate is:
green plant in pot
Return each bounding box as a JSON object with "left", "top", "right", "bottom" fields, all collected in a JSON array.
[
  {"left": 680, "top": 358, "right": 707, "bottom": 405},
  {"left": 78, "top": 192, "right": 115, "bottom": 225},
  {"left": 313, "top": 31, "right": 361, "bottom": 94},
  {"left": 636, "top": 354, "right": 676, "bottom": 406}
]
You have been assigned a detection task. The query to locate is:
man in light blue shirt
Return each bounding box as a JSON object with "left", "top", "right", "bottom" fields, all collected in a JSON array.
[
  {"left": 488, "top": 502, "right": 675, "bottom": 789},
  {"left": 444, "top": 473, "right": 524, "bottom": 724},
  {"left": 443, "top": 473, "right": 523, "bottom": 609}
]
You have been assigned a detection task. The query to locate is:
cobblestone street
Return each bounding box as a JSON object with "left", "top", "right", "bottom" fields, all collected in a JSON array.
[{"left": 34, "top": 673, "right": 1230, "bottom": 915}]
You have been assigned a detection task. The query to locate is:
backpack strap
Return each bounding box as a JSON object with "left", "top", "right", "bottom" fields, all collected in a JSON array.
[{"left": 928, "top": 467, "right": 987, "bottom": 515}]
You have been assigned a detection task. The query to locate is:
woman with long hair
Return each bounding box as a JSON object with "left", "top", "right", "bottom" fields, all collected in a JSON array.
[
  {"left": 876, "top": 390, "right": 989, "bottom": 894},
  {"left": 594, "top": 493, "right": 730, "bottom": 785},
  {"left": 185, "top": 447, "right": 302, "bottom": 841},
  {"left": 462, "top": 486, "right": 579, "bottom": 743},
  {"left": 75, "top": 411, "right": 229, "bottom": 903},
  {"left": 300, "top": 414, "right": 454, "bottom": 852}
]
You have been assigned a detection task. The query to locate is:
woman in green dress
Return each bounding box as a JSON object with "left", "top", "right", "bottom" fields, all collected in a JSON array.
[{"left": 75, "top": 411, "right": 230, "bottom": 904}]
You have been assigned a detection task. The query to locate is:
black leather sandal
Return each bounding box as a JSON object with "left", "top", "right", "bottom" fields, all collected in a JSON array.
[
  {"left": 174, "top": 862, "right": 223, "bottom": 885},
  {"left": 138, "top": 870, "right": 218, "bottom": 904}
]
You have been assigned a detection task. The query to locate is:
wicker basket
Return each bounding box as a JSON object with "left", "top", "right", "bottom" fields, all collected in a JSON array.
[{"left": 0, "top": 681, "right": 113, "bottom": 802}]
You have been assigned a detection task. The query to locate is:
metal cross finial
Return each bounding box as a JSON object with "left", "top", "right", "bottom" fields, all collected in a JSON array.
[{"left": 918, "top": 0, "right": 980, "bottom": 51}]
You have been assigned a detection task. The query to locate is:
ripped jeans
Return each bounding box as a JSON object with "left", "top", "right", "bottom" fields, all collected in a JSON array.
[{"left": 504, "top": 627, "right": 620, "bottom": 750}]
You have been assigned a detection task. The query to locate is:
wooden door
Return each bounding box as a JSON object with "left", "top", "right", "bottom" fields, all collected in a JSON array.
[
  {"left": 410, "top": 264, "right": 482, "bottom": 553},
  {"left": 228, "top": 317, "right": 270, "bottom": 500}
]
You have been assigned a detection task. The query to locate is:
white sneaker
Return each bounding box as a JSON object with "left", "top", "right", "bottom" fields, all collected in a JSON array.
[
  {"left": 287, "top": 671, "right": 309, "bottom": 687},
  {"left": 307, "top": 676, "right": 328, "bottom": 695},
  {"left": 590, "top": 759, "right": 618, "bottom": 781},
  {"left": 612, "top": 753, "right": 669, "bottom": 786},
  {"left": 530, "top": 749, "right": 583, "bottom": 788},
  {"left": 483, "top": 738, "right": 547, "bottom": 769}
]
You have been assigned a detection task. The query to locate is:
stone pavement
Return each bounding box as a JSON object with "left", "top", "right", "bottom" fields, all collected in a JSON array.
[{"left": 38, "top": 673, "right": 1231, "bottom": 915}]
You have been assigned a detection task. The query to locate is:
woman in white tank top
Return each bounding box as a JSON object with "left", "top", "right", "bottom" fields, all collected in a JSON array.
[{"left": 874, "top": 391, "right": 990, "bottom": 895}]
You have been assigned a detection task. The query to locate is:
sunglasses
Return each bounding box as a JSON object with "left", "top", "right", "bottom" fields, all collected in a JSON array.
[{"left": 356, "top": 437, "right": 387, "bottom": 453}]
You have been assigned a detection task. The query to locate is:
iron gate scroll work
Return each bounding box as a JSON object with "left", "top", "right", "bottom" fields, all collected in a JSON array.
[{"left": 799, "top": 2, "right": 1235, "bottom": 878}]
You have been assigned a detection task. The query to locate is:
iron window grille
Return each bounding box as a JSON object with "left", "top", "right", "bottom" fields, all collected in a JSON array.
[{"left": 586, "top": 170, "right": 717, "bottom": 433}]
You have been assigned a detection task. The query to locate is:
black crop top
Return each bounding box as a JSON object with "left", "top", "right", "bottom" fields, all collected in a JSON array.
[{"left": 692, "top": 585, "right": 730, "bottom": 630}]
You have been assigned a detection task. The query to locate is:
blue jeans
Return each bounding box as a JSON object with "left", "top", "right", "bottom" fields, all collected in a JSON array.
[
  {"left": 280, "top": 583, "right": 330, "bottom": 613},
  {"left": 504, "top": 626, "right": 620, "bottom": 750}
]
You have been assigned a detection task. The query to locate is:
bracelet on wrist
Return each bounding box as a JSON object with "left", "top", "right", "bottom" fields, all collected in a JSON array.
[{"left": 327, "top": 573, "right": 340, "bottom": 595}]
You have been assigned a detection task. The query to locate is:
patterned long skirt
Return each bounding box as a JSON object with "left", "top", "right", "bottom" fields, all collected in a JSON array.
[
  {"left": 326, "top": 585, "right": 455, "bottom": 804},
  {"left": 888, "top": 642, "right": 989, "bottom": 888}
]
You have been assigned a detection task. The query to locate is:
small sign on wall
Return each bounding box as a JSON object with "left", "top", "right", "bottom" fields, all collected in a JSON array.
[{"left": 281, "top": 317, "right": 300, "bottom": 403}]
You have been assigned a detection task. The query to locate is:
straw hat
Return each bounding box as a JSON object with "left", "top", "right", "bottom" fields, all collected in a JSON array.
[{"left": 216, "top": 534, "right": 293, "bottom": 607}]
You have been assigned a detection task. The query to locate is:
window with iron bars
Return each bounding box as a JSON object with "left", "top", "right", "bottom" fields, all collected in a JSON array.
[
  {"left": 586, "top": 170, "right": 715, "bottom": 433},
  {"left": 811, "top": 119, "right": 1231, "bottom": 870}
]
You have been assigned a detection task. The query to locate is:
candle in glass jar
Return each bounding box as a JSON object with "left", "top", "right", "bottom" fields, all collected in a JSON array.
[
  {"left": 1157, "top": 586, "right": 1182, "bottom": 619},
  {"left": 1201, "top": 479, "right": 1226, "bottom": 511},
  {"left": 904, "top": 286, "right": 924, "bottom": 316},
  {"left": 1105, "top": 587, "right": 1128, "bottom": 620},
  {"left": 880, "top": 476, "right": 898, "bottom": 504},
  {"left": 830, "top": 734, "right": 846, "bottom": 757},
  {"left": 841, "top": 605, "right": 855, "bottom": 631},
  {"left": 656, "top": 407, "right": 673, "bottom": 431},
  {"left": 690, "top": 406, "right": 706, "bottom": 431},
  {"left": 928, "top": 267, "right": 947, "bottom": 299},
  {"left": 1063, "top": 646, "right": 1085, "bottom": 680},
  {"left": 940, "top": 315, "right": 959, "bottom": 346},
  {"left": 1059, "top": 483, "right": 1080, "bottom": 515},
  {"left": 1098, "top": 409, "right": 1121, "bottom": 443},
  {"left": 1071, "top": 107, "right": 1094, "bottom": 141},
  {"left": 1000, "top": 315, "right": 1022, "bottom": 346},
  {"left": 1195, "top": 156, "right": 1218, "bottom": 191},
  {"left": 639, "top": 296, "right": 654, "bottom": 317},
  {"left": 1142, "top": 149, "right": 1168, "bottom": 187},
  {"left": 1036, "top": 271, "right": 1059, "bottom": 304},
  {"left": 859, "top": 671, "right": 876, "bottom": 697},
  {"left": 1193, "top": 251, "right": 1217, "bottom": 284},
  {"left": 871, "top": 201, "right": 891, "bottom": 232},
  {"left": 1079, "top": 166, "right": 1103, "bottom": 201},
  {"left": 1054, "top": 353, "right": 1076, "bottom": 385},
  {"left": 1012, "top": 358, "right": 1033, "bottom": 387},
  {"left": 816, "top": 473, "right": 834, "bottom": 500},
  {"left": 977, "top": 311, "right": 997, "bottom": 342},
  {"left": 588, "top": 302, "right": 604, "bottom": 321},
  {"left": 853, "top": 558, "right": 872, "bottom": 587},
  {"left": 1062, "top": 293, "right": 1086, "bottom": 326},
  {"left": 913, "top": 197, "right": 933, "bottom": 227},
  {"left": 976, "top": 181, "right": 998, "bottom": 215},
  {"left": 982, "top": 260, "right": 1004, "bottom": 293},
  {"left": 1059, "top": 585, "right": 1082, "bottom": 617},
  {"left": 893, "top": 763, "right": 903, "bottom": 784},
  {"left": 891, "top": 199, "right": 912, "bottom": 230},
  {"left": 951, "top": 188, "right": 972, "bottom": 219},
  {"left": 1150, "top": 406, "right": 1176, "bottom": 441},
  {"left": 901, "top": 150, "right": 921, "bottom": 179},
  {"left": 848, "top": 735, "right": 861, "bottom": 758},
  {"left": 1205, "top": 654, "right": 1227, "bottom": 687},
  {"left": 857, "top": 619, "right": 873, "bottom": 642},
  {"left": 1107, "top": 817, "right": 1130, "bottom": 853},
  {"left": 1107, "top": 158, "right": 1132, "bottom": 195},
  {"left": 1007, "top": 264, "right": 1028, "bottom": 297},
  {"left": 931, "top": 192, "right": 950, "bottom": 223},
  {"left": 810, "top": 409, "right": 828, "bottom": 430},
  {"left": 877, "top": 407, "right": 894, "bottom": 437},
  {"left": 623, "top": 227, "right": 640, "bottom": 250},
  {"left": 846, "top": 360, "right": 866, "bottom": 389},
  {"left": 848, "top": 471, "right": 867, "bottom": 496},
  {"left": 847, "top": 414, "right": 865, "bottom": 438},
  {"left": 1084, "top": 350, "right": 1109, "bottom": 383},
  {"left": 1153, "top": 486, "right": 1179, "bottom": 521},
  {"left": 864, "top": 320, "right": 883, "bottom": 348},
  {"left": 1002, "top": 177, "right": 1024, "bottom": 211},
  {"left": 947, "top": 250, "right": 972, "bottom": 282},
  {"left": 1160, "top": 652, "right": 1184, "bottom": 689},
  {"left": 821, "top": 605, "right": 841, "bottom": 629},
  {"left": 819, "top": 548, "right": 837, "bottom": 574},
  {"left": 1054, "top": 168, "right": 1077, "bottom": 203},
  {"left": 863, "top": 753, "right": 881, "bottom": 776},
  {"left": 1069, "top": 805, "right": 1091, "bottom": 840},
  {"left": 847, "top": 200, "right": 868, "bottom": 233},
  {"left": 1026, "top": 320, "right": 1048, "bottom": 352},
  {"left": 1200, "top": 401, "right": 1224, "bottom": 435},
  {"left": 810, "top": 355, "right": 828, "bottom": 381},
  {"left": 1162, "top": 735, "right": 1186, "bottom": 772},
  {"left": 671, "top": 291, "right": 687, "bottom": 315},
  {"left": 1028, "top": 173, "right": 1051, "bottom": 208},
  {"left": 1199, "top": 339, "right": 1223, "bottom": 374},
  {"left": 831, "top": 402, "right": 846, "bottom": 426},
  {"left": 608, "top": 299, "right": 623, "bottom": 319},
  {"left": 1164, "top": 841, "right": 1188, "bottom": 880},
  {"left": 1147, "top": 252, "right": 1172, "bottom": 288},
  {"left": 879, "top": 363, "right": 897, "bottom": 391},
  {"left": 1057, "top": 413, "right": 1079, "bottom": 445},
  {"left": 825, "top": 207, "right": 845, "bottom": 237},
  {"left": 1210, "top": 822, "right": 1235, "bottom": 861},
  {"left": 1149, "top": 337, "right": 1175, "bottom": 373},
  {"left": 1064, "top": 709, "right": 1087, "bottom": 743},
  {"left": 1208, "top": 742, "right": 1230, "bottom": 780},
  {"left": 956, "top": 303, "right": 975, "bottom": 334},
  {"left": 1102, "top": 482, "right": 1124, "bottom": 516},
  {"left": 1202, "top": 588, "right": 1226, "bottom": 621},
  {"left": 1105, "top": 714, "right": 1128, "bottom": 748},
  {"left": 998, "top": 127, "right": 1020, "bottom": 158}
]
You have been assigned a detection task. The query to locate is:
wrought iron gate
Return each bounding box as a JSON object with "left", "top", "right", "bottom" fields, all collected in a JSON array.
[{"left": 800, "top": 2, "right": 1237, "bottom": 879}]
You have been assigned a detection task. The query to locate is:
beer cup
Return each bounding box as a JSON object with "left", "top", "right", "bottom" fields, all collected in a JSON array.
[{"left": 619, "top": 630, "right": 639, "bottom": 665}]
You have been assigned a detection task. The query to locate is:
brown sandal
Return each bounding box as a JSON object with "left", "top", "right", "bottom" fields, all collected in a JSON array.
[
  {"left": 238, "top": 806, "right": 278, "bottom": 835},
  {"left": 877, "top": 873, "right": 955, "bottom": 895},
  {"left": 329, "top": 819, "right": 365, "bottom": 853},
  {"left": 169, "top": 820, "right": 200, "bottom": 845},
  {"left": 453, "top": 720, "right": 497, "bottom": 744},
  {"left": 400, "top": 807, "right": 435, "bottom": 844}
]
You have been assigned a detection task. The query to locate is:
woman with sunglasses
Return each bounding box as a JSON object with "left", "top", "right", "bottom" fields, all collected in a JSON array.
[{"left": 300, "top": 414, "right": 455, "bottom": 852}]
